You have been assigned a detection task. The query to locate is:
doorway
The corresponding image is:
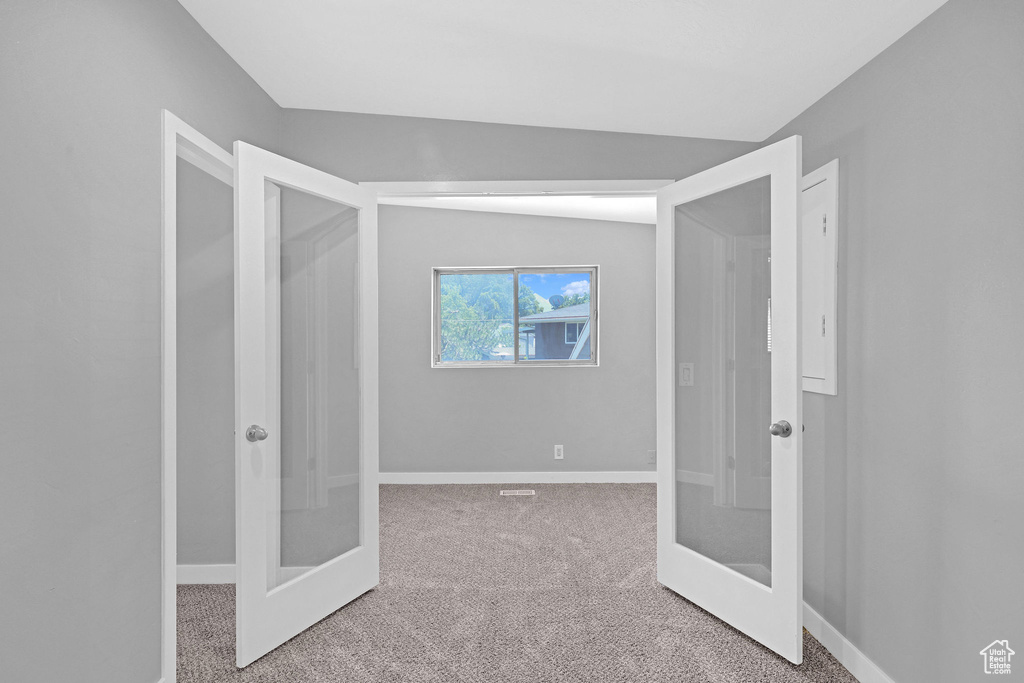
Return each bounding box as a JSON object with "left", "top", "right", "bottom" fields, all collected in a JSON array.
[
  {"left": 161, "top": 112, "right": 380, "bottom": 679},
  {"left": 162, "top": 113, "right": 807, "bottom": 677}
]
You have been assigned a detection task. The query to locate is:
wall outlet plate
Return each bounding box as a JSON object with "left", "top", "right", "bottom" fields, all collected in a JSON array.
[
  {"left": 679, "top": 362, "right": 694, "bottom": 386},
  {"left": 554, "top": 444, "right": 564, "bottom": 460}
]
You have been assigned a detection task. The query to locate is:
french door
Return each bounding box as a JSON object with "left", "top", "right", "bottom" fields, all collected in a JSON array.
[
  {"left": 656, "top": 136, "right": 803, "bottom": 662},
  {"left": 234, "top": 141, "right": 379, "bottom": 667}
]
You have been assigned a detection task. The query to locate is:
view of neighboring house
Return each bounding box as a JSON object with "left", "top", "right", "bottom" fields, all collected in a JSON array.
[
  {"left": 519, "top": 302, "right": 592, "bottom": 360},
  {"left": 436, "top": 270, "right": 595, "bottom": 363}
]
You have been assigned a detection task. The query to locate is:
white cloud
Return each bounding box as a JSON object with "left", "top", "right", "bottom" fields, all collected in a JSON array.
[{"left": 561, "top": 280, "right": 590, "bottom": 296}]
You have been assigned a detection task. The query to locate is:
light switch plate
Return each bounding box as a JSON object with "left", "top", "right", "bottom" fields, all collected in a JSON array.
[{"left": 679, "top": 362, "right": 694, "bottom": 386}]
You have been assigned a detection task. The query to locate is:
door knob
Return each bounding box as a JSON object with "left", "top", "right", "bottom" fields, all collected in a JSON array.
[
  {"left": 245, "top": 425, "right": 268, "bottom": 442},
  {"left": 769, "top": 420, "right": 792, "bottom": 438}
]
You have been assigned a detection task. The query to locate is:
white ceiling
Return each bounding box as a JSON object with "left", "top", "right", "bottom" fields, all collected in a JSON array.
[
  {"left": 178, "top": 0, "right": 946, "bottom": 142},
  {"left": 382, "top": 194, "right": 658, "bottom": 224},
  {"left": 366, "top": 180, "right": 667, "bottom": 223}
]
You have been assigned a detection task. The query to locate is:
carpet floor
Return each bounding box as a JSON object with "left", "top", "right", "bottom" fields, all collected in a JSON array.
[{"left": 178, "top": 484, "right": 857, "bottom": 682}]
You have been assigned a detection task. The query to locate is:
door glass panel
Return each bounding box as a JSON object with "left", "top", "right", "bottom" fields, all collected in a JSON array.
[
  {"left": 674, "top": 176, "right": 772, "bottom": 587},
  {"left": 269, "top": 183, "right": 360, "bottom": 591}
]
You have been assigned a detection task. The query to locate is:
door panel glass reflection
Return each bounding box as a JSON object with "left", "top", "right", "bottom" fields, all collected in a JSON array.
[
  {"left": 269, "top": 184, "right": 360, "bottom": 591},
  {"left": 674, "top": 176, "right": 772, "bottom": 587}
]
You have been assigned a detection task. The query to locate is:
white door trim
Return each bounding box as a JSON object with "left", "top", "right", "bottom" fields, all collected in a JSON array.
[{"left": 160, "top": 110, "right": 235, "bottom": 683}]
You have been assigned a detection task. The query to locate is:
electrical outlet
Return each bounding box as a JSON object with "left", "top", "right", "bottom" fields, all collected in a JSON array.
[
  {"left": 647, "top": 449, "right": 657, "bottom": 465},
  {"left": 554, "top": 444, "right": 564, "bottom": 460}
]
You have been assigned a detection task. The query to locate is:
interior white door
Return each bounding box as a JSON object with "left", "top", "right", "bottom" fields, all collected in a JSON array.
[
  {"left": 656, "top": 136, "right": 803, "bottom": 662},
  {"left": 234, "top": 141, "right": 379, "bottom": 667}
]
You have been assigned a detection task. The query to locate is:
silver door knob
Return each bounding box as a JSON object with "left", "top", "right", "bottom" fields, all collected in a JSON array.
[
  {"left": 769, "top": 420, "right": 793, "bottom": 438},
  {"left": 245, "top": 425, "right": 268, "bottom": 442}
]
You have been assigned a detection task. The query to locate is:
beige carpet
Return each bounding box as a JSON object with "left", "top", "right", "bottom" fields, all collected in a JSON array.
[{"left": 178, "top": 484, "right": 857, "bottom": 682}]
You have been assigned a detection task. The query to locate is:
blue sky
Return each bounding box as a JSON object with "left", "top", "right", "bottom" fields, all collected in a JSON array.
[{"left": 519, "top": 272, "right": 591, "bottom": 301}]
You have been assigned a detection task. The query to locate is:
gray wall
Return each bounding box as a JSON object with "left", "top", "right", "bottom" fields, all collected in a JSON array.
[
  {"left": 379, "top": 206, "right": 654, "bottom": 473},
  {"left": 766, "top": 1, "right": 1024, "bottom": 681},
  {"left": 13, "top": 0, "right": 1018, "bottom": 680},
  {"left": 1, "top": 5, "right": 755, "bottom": 678},
  {"left": 0, "top": 1, "right": 282, "bottom": 681},
  {"left": 176, "top": 159, "right": 235, "bottom": 565},
  {"left": 281, "top": 108, "right": 754, "bottom": 182}
]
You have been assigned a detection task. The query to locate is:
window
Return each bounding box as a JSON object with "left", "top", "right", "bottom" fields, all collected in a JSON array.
[
  {"left": 433, "top": 266, "right": 598, "bottom": 366},
  {"left": 565, "top": 322, "right": 583, "bottom": 344}
]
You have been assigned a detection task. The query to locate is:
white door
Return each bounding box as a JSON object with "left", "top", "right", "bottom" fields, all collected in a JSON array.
[
  {"left": 234, "top": 141, "right": 379, "bottom": 667},
  {"left": 656, "top": 136, "right": 803, "bottom": 662}
]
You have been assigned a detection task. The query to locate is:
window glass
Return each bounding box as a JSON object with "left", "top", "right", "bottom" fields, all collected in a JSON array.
[
  {"left": 517, "top": 271, "right": 592, "bottom": 362},
  {"left": 434, "top": 267, "right": 596, "bottom": 366},
  {"left": 438, "top": 272, "right": 515, "bottom": 362}
]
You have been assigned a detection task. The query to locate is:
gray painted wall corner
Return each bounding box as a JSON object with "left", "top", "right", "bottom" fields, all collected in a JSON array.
[
  {"left": 766, "top": 0, "right": 1024, "bottom": 680},
  {"left": 0, "top": 1, "right": 281, "bottom": 680}
]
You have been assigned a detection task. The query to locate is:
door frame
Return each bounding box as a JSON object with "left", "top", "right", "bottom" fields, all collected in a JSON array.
[
  {"left": 160, "top": 135, "right": 808, "bottom": 673},
  {"left": 160, "top": 110, "right": 235, "bottom": 683},
  {"left": 159, "top": 124, "right": 667, "bottom": 679}
]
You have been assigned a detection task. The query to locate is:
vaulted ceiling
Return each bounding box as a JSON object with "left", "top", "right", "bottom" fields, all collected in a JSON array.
[{"left": 178, "top": 0, "right": 947, "bottom": 142}]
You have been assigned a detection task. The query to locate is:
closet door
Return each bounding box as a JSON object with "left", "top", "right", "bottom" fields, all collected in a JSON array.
[
  {"left": 656, "top": 136, "right": 803, "bottom": 662},
  {"left": 234, "top": 141, "right": 379, "bottom": 667}
]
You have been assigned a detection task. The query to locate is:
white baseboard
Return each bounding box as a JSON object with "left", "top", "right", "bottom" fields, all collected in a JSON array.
[
  {"left": 676, "top": 469, "right": 714, "bottom": 486},
  {"left": 327, "top": 473, "right": 360, "bottom": 488},
  {"left": 378, "top": 471, "right": 657, "bottom": 484},
  {"left": 803, "top": 603, "right": 896, "bottom": 683},
  {"left": 177, "top": 564, "right": 235, "bottom": 584},
  {"left": 176, "top": 564, "right": 316, "bottom": 585}
]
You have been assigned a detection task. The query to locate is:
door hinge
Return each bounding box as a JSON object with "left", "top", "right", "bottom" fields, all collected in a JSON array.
[
  {"left": 822, "top": 214, "right": 827, "bottom": 236},
  {"left": 822, "top": 315, "right": 826, "bottom": 337}
]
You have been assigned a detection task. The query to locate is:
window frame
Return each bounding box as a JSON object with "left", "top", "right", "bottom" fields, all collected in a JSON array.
[{"left": 432, "top": 265, "right": 599, "bottom": 368}]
